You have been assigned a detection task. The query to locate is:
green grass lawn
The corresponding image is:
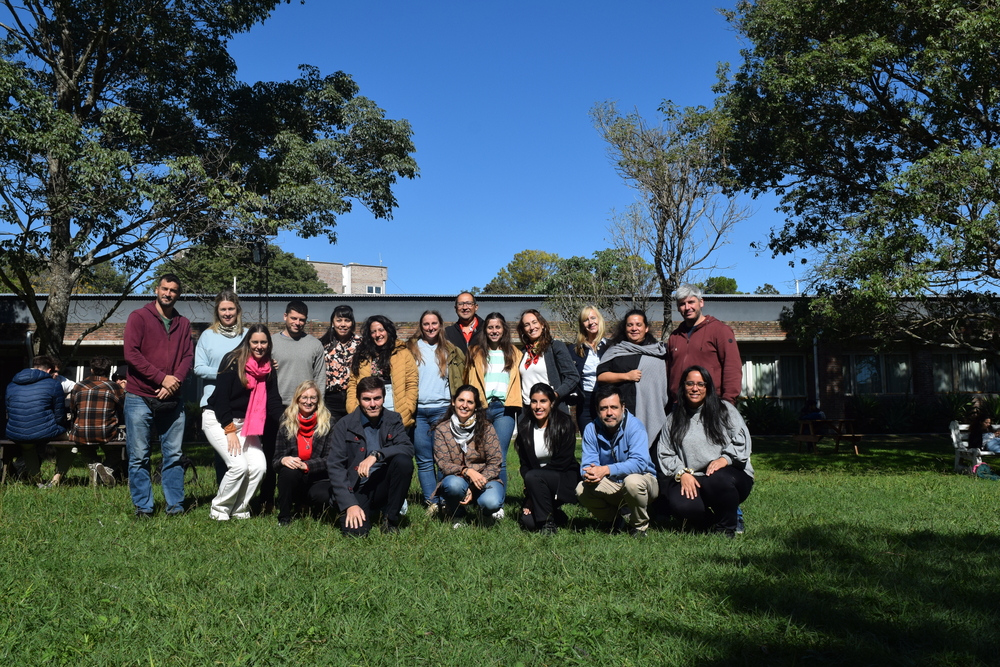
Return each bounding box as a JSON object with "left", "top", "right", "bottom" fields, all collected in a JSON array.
[{"left": 1, "top": 435, "right": 998, "bottom": 666}]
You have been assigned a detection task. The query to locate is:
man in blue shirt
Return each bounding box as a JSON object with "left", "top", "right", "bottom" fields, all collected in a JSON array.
[{"left": 577, "top": 383, "right": 659, "bottom": 537}]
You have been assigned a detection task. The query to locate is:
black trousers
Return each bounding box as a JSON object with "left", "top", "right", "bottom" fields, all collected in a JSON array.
[
  {"left": 520, "top": 467, "right": 578, "bottom": 531},
  {"left": 324, "top": 389, "right": 348, "bottom": 423},
  {"left": 665, "top": 467, "right": 753, "bottom": 532},
  {"left": 275, "top": 466, "right": 332, "bottom": 521},
  {"left": 337, "top": 453, "right": 413, "bottom": 537}
]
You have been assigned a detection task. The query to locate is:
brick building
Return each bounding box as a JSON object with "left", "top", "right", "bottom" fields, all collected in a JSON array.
[{"left": 308, "top": 261, "right": 387, "bottom": 295}]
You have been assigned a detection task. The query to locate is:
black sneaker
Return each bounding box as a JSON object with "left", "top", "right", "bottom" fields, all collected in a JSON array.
[
  {"left": 539, "top": 521, "right": 558, "bottom": 536},
  {"left": 278, "top": 518, "right": 292, "bottom": 527},
  {"left": 134, "top": 510, "right": 153, "bottom": 520},
  {"left": 380, "top": 519, "right": 400, "bottom": 535},
  {"left": 629, "top": 527, "right": 649, "bottom": 539}
]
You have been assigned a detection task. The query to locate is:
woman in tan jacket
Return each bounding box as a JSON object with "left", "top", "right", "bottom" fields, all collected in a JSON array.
[
  {"left": 346, "top": 315, "right": 418, "bottom": 428},
  {"left": 464, "top": 312, "right": 522, "bottom": 487}
]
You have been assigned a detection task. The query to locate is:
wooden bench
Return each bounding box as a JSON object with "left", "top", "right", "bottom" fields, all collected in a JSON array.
[
  {"left": 950, "top": 421, "right": 998, "bottom": 474},
  {"left": 0, "top": 439, "right": 126, "bottom": 485}
]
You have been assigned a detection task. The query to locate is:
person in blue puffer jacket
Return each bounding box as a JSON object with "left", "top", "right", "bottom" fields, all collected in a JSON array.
[{"left": 4, "top": 355, "right": 67, "bottom": 481}]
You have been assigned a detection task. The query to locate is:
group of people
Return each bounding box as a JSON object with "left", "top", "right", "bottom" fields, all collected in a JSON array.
[{"left": 3, "top": 276, "right": 755, "bottom": 538}]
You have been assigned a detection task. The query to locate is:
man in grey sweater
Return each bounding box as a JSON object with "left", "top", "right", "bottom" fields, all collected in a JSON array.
[{"left": 258, "top": 300, "right": 325, "bottom": 510}]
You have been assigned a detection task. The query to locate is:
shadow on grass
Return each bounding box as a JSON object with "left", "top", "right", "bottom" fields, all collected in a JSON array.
[
  {"left": 754, "top": 435, "right": 955, "bottom": 475},
  {"left": 651, "top": 523, "right": 1000, "bottom": 666}
]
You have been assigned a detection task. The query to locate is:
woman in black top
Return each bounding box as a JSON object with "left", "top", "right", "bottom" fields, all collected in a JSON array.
[
  {"left": 515, "top": 382, "right": 580, "bottom": 535},
  {"left": 274, "top": 380, "right": 336, "bottom": 526}
]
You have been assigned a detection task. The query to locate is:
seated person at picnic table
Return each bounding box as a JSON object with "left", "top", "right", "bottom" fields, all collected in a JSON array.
[
  {"left": 4, "top": 355, "right": 66, "bottom": 483},
  {"left": 799, "top": 400, "right": 826, "bottom": 421},
  {"left": 433, "top": 384, "right": 505, "bottom": 526},
  {"left": 657, "top": 365, "right": 754, "bottom": 537},
  {"left": 61, "top": 356, "right": 125, "bottom": 487}
]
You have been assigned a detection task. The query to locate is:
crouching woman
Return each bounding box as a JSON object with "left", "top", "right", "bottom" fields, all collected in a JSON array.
[
  {"left": 274, "top": 380, "right": 335, "bottom": 526},
  {"left": 657, "top": 365, "right": 754, "bottom": 537}
]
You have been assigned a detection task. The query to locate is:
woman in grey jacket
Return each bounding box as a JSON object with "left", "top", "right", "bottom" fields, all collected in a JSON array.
[{"left": 657, "top": 365, "right": 754, "bottom": 537}]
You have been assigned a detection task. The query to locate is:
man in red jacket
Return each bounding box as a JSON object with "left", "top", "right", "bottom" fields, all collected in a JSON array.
[
  {"left": 666, "top": 284, "right": 743, "bottom": 406},
  {"left": 123, "top": 273, "right": 193, "bottom": 518}
]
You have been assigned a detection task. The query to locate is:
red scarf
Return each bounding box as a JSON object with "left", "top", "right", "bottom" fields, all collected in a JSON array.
[
  {"left": 297, "top": 412, "right": 316, "bottom": 460},
  {"left": 523, "top": 342, "right": 542, "bottom": 369},
  {"left": 242, "top": 356, "right": 271, "bottom": 437}
]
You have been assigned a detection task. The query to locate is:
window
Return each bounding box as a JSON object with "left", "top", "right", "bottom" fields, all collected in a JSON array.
[
  {"left": 933, "top": 352, "right": 1000, "bottom": 393},
  {"left": 366, "top": 285, "right": 382, "bottom": 294},
  {"left": 841, "top": 353, "right": 912, "bottom": 395},
  {"left": 742, "top": 355, "right": 807, "bottom": 410}
]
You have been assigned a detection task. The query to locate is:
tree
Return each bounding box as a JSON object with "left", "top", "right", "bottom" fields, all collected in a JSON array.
[
  {"left": 0, "top": 1, "right": 417, "bottom": 356},
  {"left": 724, "top": 0, "right": 1000, "bottom": 351},
  {"left": 478, "top": 250, "right": 561, "bottom": 294},
  {"left": 755, "top": 283, "right": 780, "bottom": 295},
  {"left": 593, "top": 100, "right": 752, "bottom": 333},
  {"left": 538, "top": 248, "right": 658, "bottom": 326},
  {"left": 160, "top": 244, "right": 331, "bottom": 296},
  {"left": 700, "top": 276, "right": 740, "bottom": 295}
]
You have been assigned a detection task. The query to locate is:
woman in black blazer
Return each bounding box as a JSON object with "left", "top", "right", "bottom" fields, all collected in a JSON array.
[
  {"left": 516, "top": 309, "right": 580, "bottom": 414},
  {"left": 273, "top": 380, "right": 336, "bottom": 526},
  {"left": 515, "top": 382, "right": 581, "bottom": 535}
]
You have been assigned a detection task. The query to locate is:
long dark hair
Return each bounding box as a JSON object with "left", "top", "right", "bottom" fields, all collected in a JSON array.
[
  {"left": 436, "top": 384, "right": 491, "bottom": 444},
  {"left": 469, "top": 312, "right": 515, "bottom": 373},
  {"left": 668, "top": 365, "right": 731, "bottom": 448},
  {"left": 517, "top": 309, "right": 553, "bottom": 356},
  {"left": 352, "top": 315, "right": 398, "bottom": 375},
  {"left": 220, "top": 323, "right": 273, "bottom": 388},
  {"left": 319, "top": 305, "right": 356, "bottom": 346},
  {"left": 518, "top": 382, "right": 575, "bottom": 456},
  {"left": 610, "top": 308, "right": 656, "bottom": 346}
]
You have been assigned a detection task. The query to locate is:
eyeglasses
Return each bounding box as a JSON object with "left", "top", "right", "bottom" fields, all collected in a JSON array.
[
  {"left": 298, "top": 396, "right": 319, "bottom": 403},
  {"left": 456, "top": 301, "right": 476, "bottom": 307},
  {"left": 684, "top": 381, "right": 707, "bottom": 388}
]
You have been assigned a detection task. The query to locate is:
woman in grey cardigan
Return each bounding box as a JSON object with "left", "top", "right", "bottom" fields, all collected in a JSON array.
[{"left": 657, "top": 365, "right": 754, "bottom": 537}]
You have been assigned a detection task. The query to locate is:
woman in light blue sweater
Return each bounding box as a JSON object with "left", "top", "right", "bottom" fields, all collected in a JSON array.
[
  {"left": 657, "top": 365, "right": 754, "bottom": 537},
  {"left": 194, "top": 290, "right": 248, "bottom": 482}
]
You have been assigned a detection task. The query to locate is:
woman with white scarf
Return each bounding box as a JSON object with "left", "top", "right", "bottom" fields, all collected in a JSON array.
[
  {"left": 204, "top": 324, "right": 283, "bottom": 520},
  {"left": 596, "top": 309, "right": 670, "bottom": 449},
  {"left": 432, "top": 385, "right": 504, "bottom": 526}
]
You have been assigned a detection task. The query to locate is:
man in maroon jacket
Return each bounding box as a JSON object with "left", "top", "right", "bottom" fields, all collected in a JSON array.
[
  {"left": 666, "top": 284, "right": 743, "bottom": 405},
  {"left": 124, "top": 274, "right": 193, "bottom": 517}
]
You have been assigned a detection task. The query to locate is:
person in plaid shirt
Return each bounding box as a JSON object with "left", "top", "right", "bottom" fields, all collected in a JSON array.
[{"left": 64, "top": 356, "right": 124, "bottom": 487}]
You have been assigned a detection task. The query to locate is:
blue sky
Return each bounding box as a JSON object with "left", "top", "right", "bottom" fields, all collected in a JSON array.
[{"left": 230, "top": 1, "right": 806, "bottom": 295}]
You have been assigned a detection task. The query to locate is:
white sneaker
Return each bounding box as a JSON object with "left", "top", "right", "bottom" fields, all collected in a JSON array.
[
  {"left": 452, "top": 521, "right": 466, "bottom": 529},
  {"left": 400, "top": 499, "right": 409, "bottom": 516},
  {"left": 491, "top": 507, "right": 505, "bottom": 521}
]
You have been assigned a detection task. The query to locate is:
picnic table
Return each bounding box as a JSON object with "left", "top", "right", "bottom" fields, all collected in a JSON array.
[
  {"left": 793, "top": 419, "right": 863, "bottom": 456},
  {"left": 0, "top": 439, "right": 126, "bottom": 484}
]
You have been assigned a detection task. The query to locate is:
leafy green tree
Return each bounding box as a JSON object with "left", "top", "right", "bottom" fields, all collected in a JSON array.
[
  {"left": 0, "top": 1, "right": 417, "bottom": 356},
  {"left": 160, "top": 244, "right": 332, "bottom": 296},
  {"left": 724, "top": 0, "right": 1000, "bottom": 350},
  {"left": 593, "top": 100, "right": 751, "bottom": 331},
  {"left": 479, "top": 250, "right": 562, "bottom": 294},
  {"left": 538, "top": 248, "right": 658, "bottom": 325},
  {"left": 700, "top": 276, "right": 740, "bottom": 295},
  {"left": 755, "top": 283, "right": 780, "bottom": 295}
]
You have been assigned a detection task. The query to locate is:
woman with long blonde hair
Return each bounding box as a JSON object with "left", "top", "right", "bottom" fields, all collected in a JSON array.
[
  {"left": 274, "top": 380, "right": 336, "bottom": 526},
  {"left": 565, "top": 305, "right": 609, "bottom": 435}
]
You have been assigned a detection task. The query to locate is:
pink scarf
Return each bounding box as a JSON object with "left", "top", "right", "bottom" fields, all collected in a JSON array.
[{"left": 242, "top": 356, "right": 271, "bottom": 437}]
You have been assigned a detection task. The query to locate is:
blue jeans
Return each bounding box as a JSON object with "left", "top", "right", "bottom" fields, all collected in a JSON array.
[
  {"left": 439, "top": 475, "right": 505, "bottom": 517},
  {"left": 125, "top": 393, "right": 186, "bottom": 514},
  {"left": 486, "top": 401, "right": 518, "bottom": 487},
  {"left": 413, "top": 405, "right": 448, "bottom": 503}
]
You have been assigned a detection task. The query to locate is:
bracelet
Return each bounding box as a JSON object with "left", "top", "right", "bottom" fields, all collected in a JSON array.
[
  {"left": 223, "top": 422, "right": 237, "bottom": 434},
  {"left": 674, "top": 468, "right": 694, "bottom": 482}
]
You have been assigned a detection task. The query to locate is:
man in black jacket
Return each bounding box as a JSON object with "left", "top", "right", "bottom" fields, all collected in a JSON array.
[
  {"left": 443, "top": 292, "right": 484, "bottom": 354},
  {"left": 327, "top": 376, "right": 414, "bottom": 536}
]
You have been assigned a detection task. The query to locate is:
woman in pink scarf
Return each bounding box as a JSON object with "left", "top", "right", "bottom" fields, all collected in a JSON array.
[{"left": 204, "top": 324, "right": 283, "bottom": 520}]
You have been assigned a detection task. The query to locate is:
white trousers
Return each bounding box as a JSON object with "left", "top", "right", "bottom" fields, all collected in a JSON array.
[{"left": 202, "top": 409, "right": 266, "bottom": 520}]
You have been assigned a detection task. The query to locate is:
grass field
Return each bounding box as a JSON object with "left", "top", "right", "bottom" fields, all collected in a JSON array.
[{"left": 2, "top": 435, "right": 998, "bottom": 666}]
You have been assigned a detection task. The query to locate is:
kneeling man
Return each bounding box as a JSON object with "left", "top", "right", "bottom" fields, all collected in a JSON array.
[
  {"left": 328, "top": 376, "right": 414, "bottom": 536},
  {"left": 577, "top": 384, "right": 659, "bottom": 537}
]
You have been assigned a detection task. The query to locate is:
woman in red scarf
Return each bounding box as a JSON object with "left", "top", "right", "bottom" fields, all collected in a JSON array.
[
  {"left": 274, "top": 380, "right": 335, "bottom": 526},
  {"left": 516, "top": 309, "right": 580, "bottom": 415},
  {"left": 204, "top": 324, "right": 282, "bottom": 520}
]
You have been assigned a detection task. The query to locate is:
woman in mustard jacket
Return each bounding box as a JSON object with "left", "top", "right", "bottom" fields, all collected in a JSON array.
[{"left": 346, "top": 315, "right": 418, "bottom": 428}]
